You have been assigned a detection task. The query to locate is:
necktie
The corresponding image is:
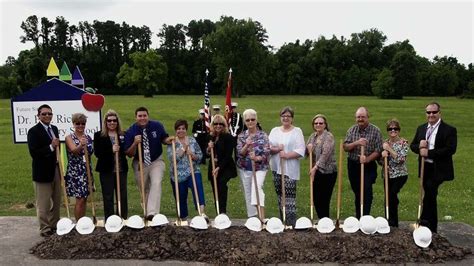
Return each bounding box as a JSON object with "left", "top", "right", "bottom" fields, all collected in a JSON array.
[
  {"left": 47, "top": 126, "right": 54, "bottom": 139},
  {"left": 426, "top": 126, "right": 434, "bottom": 141},
  {"left": 142, "top": 128, "right": 152, "bottom": 166}
]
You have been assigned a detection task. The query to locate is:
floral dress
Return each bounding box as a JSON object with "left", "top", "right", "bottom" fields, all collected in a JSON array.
[{"left": 65, "top": 133, "right": 93, "bottom": 198}]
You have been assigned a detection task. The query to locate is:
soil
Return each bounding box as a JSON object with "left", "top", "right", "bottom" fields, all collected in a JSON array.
[{"left": 31, "top": 226, "right": 471, "bottom": 264}]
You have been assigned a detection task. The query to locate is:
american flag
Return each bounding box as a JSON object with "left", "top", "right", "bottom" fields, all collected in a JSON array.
[
  {"left": 225, "top": 68, "right": 232, "bottom": 121},
  {"left": 203, "top": 69, "right": 211, "bottom": 131}
]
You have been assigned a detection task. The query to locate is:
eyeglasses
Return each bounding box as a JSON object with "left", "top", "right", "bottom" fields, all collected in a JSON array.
[
  {"left": 426, "top": 110, "right": 439, "bottom": 115},
  {"left": 213, "top": 123, "right": 225, "bottom": 126},
  {"left": 245, "top": 118, "right": 256, "bottom": 122},
  {"left": 313, "top": 122, "right": 324, "bottom": 125},
  {"left": 107, "top": 119, "right": 118, "bottom": 123},
  {"left": 75, "top": 122, "right": 86, "bottom": 126},
  {"left": 280, "top": 115, "right": 292, "bottom": 118},
  {"left": 40, "top": 112, "right": 53, "bottom": 116},
  {"left": 387, "top": 127, "right": 400, "bottom": 132}
]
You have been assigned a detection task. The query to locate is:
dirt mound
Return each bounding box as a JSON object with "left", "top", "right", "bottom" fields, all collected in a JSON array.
[{"left": 31, "top": 226, "right": 471, "bottom": 264}]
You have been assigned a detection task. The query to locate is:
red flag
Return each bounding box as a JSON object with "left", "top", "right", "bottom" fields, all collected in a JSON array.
[{"left": 225, "top": 68, "right": 232, "bottom": 121}]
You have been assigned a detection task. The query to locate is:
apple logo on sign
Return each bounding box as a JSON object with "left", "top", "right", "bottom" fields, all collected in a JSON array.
[{"left": 81, "top": 87, "right": 104, "bottom": 111}]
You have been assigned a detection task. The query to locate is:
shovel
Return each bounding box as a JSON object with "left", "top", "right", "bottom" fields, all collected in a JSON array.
[
  {"left": 359, "top": 145, "right": 365, "bottom": 217},
  {"left": 171, "top": 140, "right": 184, "bottom": 226},
  {"left": 56, "top": 146, "right": 70, "bottom": 218},
  {"left": 309, "top": 144, "right": 314, "bottom": 222},
  {"left": 114, "top": 134, "right": 122, "bottom": 218},
  {"left": 210, "top": 144, "right": 220, "bottom": 214},
  {"left": 84, "top": 146, "right": 98, "bottom": 225},
  {"left": 416, "top": 157, "right": 425, "bottom": 228},
  {"left": 188, "top": 151, "right": 207, "bottom": 228},
  {"left": 335, "top": 140, "right": 343, "bottom": 229},
  {"left": 137, "top": 141, "right": 147, "bottom": 224},
  {"left": 384, "top": 156, "right": 390, "bottom": 221}
]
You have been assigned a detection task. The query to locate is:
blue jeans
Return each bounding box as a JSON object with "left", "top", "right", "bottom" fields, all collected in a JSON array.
[{"left": 170, "top": 172, "right": 206, "bottom": 219}]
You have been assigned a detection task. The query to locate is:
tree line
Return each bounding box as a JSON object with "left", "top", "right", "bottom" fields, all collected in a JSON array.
[{"left": 1, "top": 15, "right": 473, "bottom": 99}]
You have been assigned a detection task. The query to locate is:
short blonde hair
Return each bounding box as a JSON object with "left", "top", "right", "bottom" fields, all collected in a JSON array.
[
  {"left": 210, "top": 114, "right": 229, "bottom": 134},
  {"left": 71, "top": 113, "right": 87, "bottom": 124}
]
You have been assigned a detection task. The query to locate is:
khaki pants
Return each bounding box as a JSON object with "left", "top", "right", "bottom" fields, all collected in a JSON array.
[
  {"left": 34, "top": 166, "right": 61, "bottom": 233},
  {"left": 133, "top": 157, "right": 165, "bottom": 216}
]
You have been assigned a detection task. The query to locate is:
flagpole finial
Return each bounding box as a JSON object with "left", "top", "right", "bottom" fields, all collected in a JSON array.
[
  {"left": 205, "top": 69, "right": 209, "bottom": 75},
  {"left": 229, "top": 68, "right": 232, "bottom": 73}
]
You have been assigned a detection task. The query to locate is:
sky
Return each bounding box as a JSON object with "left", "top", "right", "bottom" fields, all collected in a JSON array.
[{"left": 0, "top": 0, "right": 473, "bottom": 66}]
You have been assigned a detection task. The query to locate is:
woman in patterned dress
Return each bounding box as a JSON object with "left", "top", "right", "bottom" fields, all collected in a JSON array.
[
  {"left": 236, "top": 109, "right": 270, "bottom": 220},
  {"left": 306, "top": 114, "right": 337, "bottom": 219},
  {"left": 167, "top": 119, "right": 206, "bottom": 220},
  {"left": 381, "top": 118, "right": 409, "bottom": 227},
  {"left": 65, "top": 113, "right": 93, "bottom": 221}
]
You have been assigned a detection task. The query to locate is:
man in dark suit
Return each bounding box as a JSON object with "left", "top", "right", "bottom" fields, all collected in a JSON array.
[
  {"left": 27, "top": 104, "right": 61, "bottom": 237},
  {"left": 410, "top": 102, "right": 457, "bottom": 233}
]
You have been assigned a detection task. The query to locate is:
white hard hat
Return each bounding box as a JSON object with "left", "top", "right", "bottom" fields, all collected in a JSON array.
[
  {"left": 213, "top": 214, "right": 231, "bottom": 229},
  {"left": 375, "top": 216, "right": 390, "bottom": 234},
  {"left": 265, "top": 217, "right": 284, "bottom": 234},
  {"left": 294, "top": 216, "right": 313, "bottom": 230},
  {"left": 150, "top": 214, "right": 169, "bottom": 227},
  {"left": 105, "top": 215, "right": 123, "bottom": 233},
  {"left": 413, "top": 226, "right": 432, "bottom": 248},
  {"left": 342, "top": 216, "right": 360, "bottom": 233},
  {"left": 56, "top": 217, "right": 75, "bottom": 235},
  {"left": 126, "top": 215, "right": 145, "bottom": 229},
  {"left": 190, "top": 216, "right": 208, "bottom": 230},
  {"left": 245, "top": 217, "right": 262, "bottom": 232},
  {"left": 316, "top": 217, "right": 335, "bottom": 233},
  {"left": 360, "top": 215, "right": 377, "bottom": 235},
  {"left": 76, "top": 216, "right": 95, "bottom": 235}
]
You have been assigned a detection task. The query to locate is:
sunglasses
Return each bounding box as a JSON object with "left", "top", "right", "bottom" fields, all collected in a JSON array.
[
  {"left": 40, "top": 112, "right": 53, "bottom": 116},
  {"left": 313, "top": 122, "right": 324, "bottom": 125},
  {"left": 213, "top": 123, "right": 225, "bottom": 126},
  {"left": 245, "top": 118, "right": 256, "bottom": 122},
  {"left": 107, "top": 119, "right": 118, "bottom": 123},
  {"left": 426, "top": 110, "right": 439, "bottom": 115},
  {"left": 387, "top": 127, "right": 400, "bottom": 132},
  {"left": 280, "top": 115, "right": 292, "bottom": 118},
  {"left": 75, "top": 122, "right": 86, "bottom": 126}
]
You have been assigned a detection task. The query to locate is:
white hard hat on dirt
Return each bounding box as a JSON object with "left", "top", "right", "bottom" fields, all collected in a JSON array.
[
  {"left": 190, "top": 216, "right": 208, "bottom": 230},
  {"left": 413, "top": 226, "right": 432, "bottom": 248},
  {"left": 360, "top": 215, "right": 377, "bottom": 235},
  {"left": 245, "top": 217, "right": 262, "bottom": 232},
  {"left": 213, "top": 214, "right": 231, "bottom": 229},
  {"left": 150, "top": 214, "right": 169, "bottom": 227},
  {"left": 294, "top": 216, "right": 313, "bottom": 230},
  {"left": 126, "top": 215, "right": 145, "bottom": 229},
  {"left": 265, "top": 217, "right": 284, "bottom": 234},
  {"left": 76, "top": 216, "right": 95, "bottom": 235},
  {"left": 375, "top": 216, "right": 390, "bottom": 234},
  {"left": 316, "top": 217, "right": 335, "bottom": 233},
  {"left": 56, "top": 217, "right": 75, "bottom": 235},
  {"left": 342, "top": 216, "right": 359, "bottom": 233},
  {"left": 105, "top": 215, "right": 123, "bottom": 233}
]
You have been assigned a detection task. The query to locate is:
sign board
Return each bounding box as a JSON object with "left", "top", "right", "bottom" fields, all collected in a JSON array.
[{"left": 11, "top": 78, "right": 102, "bottom": 143}]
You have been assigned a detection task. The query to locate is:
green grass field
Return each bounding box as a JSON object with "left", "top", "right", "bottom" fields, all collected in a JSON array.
[{"left": 1, "top": 95, "right": 472, "bottom": 225}]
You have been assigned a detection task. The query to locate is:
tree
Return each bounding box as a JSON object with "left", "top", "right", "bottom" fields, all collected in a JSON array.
[
  {"left": 390, "top": 50, "right": 419, "bottom": 98},
  {"left": 116, "top": 50, "right": 168, "bottom": 97},
  {"left": 20, "top": 15, "right": 40, "bottom": 50},
  {"left": 371, "top": 68, "right": 395, "bottom": 98},
  {"left": 204, "top": 16, "right": 270, "bottom": 96}
]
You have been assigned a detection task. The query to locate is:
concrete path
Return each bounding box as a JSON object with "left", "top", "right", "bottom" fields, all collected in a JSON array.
[{"left": 0, "top": 216, "right": 472, "bottom": 265}]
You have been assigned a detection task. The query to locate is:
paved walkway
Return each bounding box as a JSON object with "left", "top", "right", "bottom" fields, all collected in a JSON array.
[{"left": 0, "top": 216, "right": 472, "bottom": 265}]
